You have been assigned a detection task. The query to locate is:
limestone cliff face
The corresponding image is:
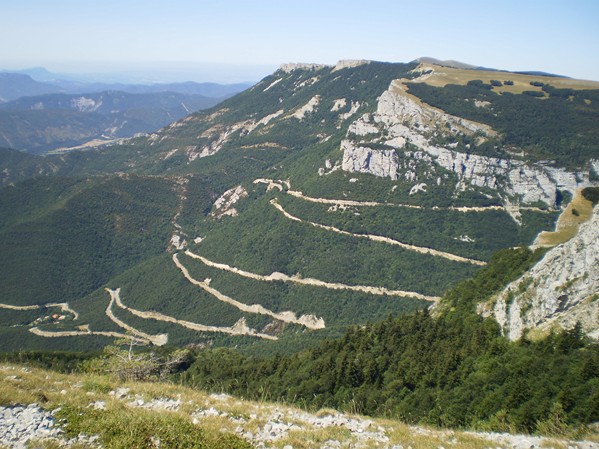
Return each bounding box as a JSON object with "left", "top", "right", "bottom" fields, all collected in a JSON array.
[
  {"left": 341, "top": 140, "right": 399, "bottom": 180},
  {"left": 479, "top": 206, "right": 599, "bottom": 340},
  {"left": 340, "top": 80, "right": 595, "bottom": 207}
]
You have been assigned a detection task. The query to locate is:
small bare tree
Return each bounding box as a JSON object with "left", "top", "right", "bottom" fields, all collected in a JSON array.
[{"left": 82, "top": 334, "right": 192, "bottom": 381}]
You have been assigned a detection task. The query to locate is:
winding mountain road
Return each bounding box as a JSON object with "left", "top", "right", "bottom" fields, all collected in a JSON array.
[
  {"left": 270, "top": 198, "right": 486, "bottom": 266},
  {"left": 173, "top": 253, "right": 326, "bottom": 328},
  {"left": 184, "top": 250, "right": 440, "bottom": 302},
  {"left": 107, "top": 286, "right": 279, "bottom": 340}
]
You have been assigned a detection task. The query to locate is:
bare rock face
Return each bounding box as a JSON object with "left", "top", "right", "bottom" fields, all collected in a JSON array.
[
  {"left": 71, "top": 96, "right": 101, "bottom": 113},
  {"left": 332, "top": 59, "right": 370, "bottom": 72},
  {"left": 341, "top": 140, "right": 399, "bottom": 180},
  {"left": 479, "top": 206, "right": 599, "bottom": 340},
  {"left": 291, "top": 95, "right": 320, "bottom": 120},
  {"left": 340, "top": 81, "right": 594, "bottom": 207},
  {"left": 210, "top": 185, "right": 248, "bottom": 218},
  {"left": 375, "top": 83, "right": 494, "bottom": 136},
  {"left": 347, "top": 114, "right": 379, "bottom": 136},
  {"left": 279, "top": 63, "right": 329, "bottom": 73},
  {"left": 424, "top": 146, "right": 564, "bottom": 206}
]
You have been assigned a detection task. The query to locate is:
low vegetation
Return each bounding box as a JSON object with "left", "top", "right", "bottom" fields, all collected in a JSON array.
[
  {"left": 413, "top": 63, "right": 599, "bottom": 93},
  {"left": 1, "top": 362, "right": 596, "bottom": 449},
  {"left": 0, "top": 365, "right": 251, "bottom": 449}
]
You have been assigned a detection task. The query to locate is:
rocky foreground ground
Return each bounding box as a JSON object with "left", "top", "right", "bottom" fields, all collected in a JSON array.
[{"left": 1, "top": 365, "right": 598, "bottom": 449}]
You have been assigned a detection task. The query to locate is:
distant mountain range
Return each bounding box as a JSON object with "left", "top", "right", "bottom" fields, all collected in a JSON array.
[
  {"left": 0, "top": 73, "right": 61, "bottom": 102},
  {"left": 0, "top": 70, "right": 251, "bottom": 153},
  {"left": 0, "top": 68, "right": 253, "bottom": 101}
]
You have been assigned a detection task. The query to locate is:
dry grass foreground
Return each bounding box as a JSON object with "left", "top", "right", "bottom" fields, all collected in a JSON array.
[
  {"left": 1, "top": 364, "right": 598, "bottom": 449},
  {"left": 535, "top": 189, "right": 594, "bottom": 247}
]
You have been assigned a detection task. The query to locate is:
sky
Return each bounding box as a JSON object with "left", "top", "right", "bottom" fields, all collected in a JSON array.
[{"left": 1, "top": 0, "right": 598, "bottom": 83}]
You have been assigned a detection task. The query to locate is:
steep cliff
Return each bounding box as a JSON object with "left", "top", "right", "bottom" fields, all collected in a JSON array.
[
  {"left": 340, "top": 77, "right": 596, "bottom": 209},
  {"left": 479, "top": 203, "right": 599, "bottom": 340}
]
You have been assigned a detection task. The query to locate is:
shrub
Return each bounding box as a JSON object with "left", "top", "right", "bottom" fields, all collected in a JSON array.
[
  {"left": 81, "top": 345, "right": 193, "bottom": 382},
  {"left": 581, "top": 186, "right": 599, "bottom": 205},
  {"left": 522, "top": 90, "right": 545, "bottom": 97},
  {"left": 57, "top": 405, "right": 252, "bottom": 449}
]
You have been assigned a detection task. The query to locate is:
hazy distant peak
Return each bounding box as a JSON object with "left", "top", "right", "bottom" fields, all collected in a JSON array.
[
  {"left": 11, "top": 67, "right": 60, "bottom": 82},
  {"left": 414, "top": 57, "right": 480, "bottom": 70}
]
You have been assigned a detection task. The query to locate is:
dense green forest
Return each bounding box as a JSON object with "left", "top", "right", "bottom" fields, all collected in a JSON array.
[
  {"left": 275, "top": 193, "right": 557, "bottom": 261},
  {"left": 177, "top": 248, "right": 599, "bottom": 434},
  {"left": 0, "top": 175, "right": 179, "bottom": 306}
]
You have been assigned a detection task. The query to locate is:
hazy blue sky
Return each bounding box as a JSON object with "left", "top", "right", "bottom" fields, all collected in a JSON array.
[{"left": 1, "top": 0, "right": 598, "bottom": 82}]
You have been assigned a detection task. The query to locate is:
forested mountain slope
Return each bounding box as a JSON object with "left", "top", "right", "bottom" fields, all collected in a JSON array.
[{"left": 0, "top": 60, "right": 598, "bottom": 353}]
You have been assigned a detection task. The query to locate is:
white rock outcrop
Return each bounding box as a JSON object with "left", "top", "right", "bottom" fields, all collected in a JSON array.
[
  {"left": 409, "top": 183, "right": 427, "bottom": 195},
  {"left": 263, "top": 78, "right": 282, "bottom": 92},
  {"left": 347, "top": 114, "right": 378, "bottom": 136},
  {"left": 170, "top": 234, "right": 187, "bottom": 251},
  {"left": 186, "top": 109, "right": 286, "bottom": 161},
  {"left": 332, "top": 59, "right": 370, "bottom": 71},
  {"left": 71, "top": 96, "right": 101, "bottom": 112},
  {"left": 376, "top": 82, "right": 494, "bottom": 136},
  {"left": 340, "top": 81, "right": 593, "bottom": 207},
  {"left": 480, "top": 205, "right": 599, "bottom": 340},
  {"left": 338, "top": 101, "right": 361, "bottom": 121},
  {"left": 341, "top": 140, "right": 399, "bottom": 180},
  {"left": 279, "top": 63, "right": 329, "bottom": 73},
  {"left": 291, "top": 95, "right": 321, "bottom": 120},
  {"left": 190, "top": 123, "right": 249, "bottom": 161},
  {"left": 331, "top": 98, "right": 347, "bottom": 112},
  {"left": 210, "top": 185, "right": 248, "bottom": 218},
  {"left": 257, "top": 109, "right": 285, "bottom": 126}
]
